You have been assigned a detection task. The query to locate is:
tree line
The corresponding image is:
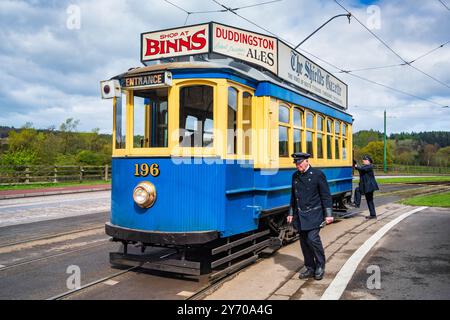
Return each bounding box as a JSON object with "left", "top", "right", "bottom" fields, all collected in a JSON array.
[
  {"left": 0, "top": 123, "right": 448, "bottom": 167},
  {"left": 353, "top": 130, "right": 450, "bottom": 167},
  {"left": 0, "top": 119, "right": 111, "bottom": 166}
]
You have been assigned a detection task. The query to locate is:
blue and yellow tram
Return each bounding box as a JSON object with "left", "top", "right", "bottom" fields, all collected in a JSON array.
[{"left": 100, "top": 22, "right": 353, "bottom": 276}]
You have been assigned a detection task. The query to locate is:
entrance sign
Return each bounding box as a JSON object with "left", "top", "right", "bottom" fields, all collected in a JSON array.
[{"left": 120, "top": 71, "right": 172, "bottom": 90}]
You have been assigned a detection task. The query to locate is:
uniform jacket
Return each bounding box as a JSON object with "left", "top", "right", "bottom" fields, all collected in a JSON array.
[
  {"left": 355, "top": 164, "right": 379, "bottom": 194},
  {"left": 289, "top": 166, "right": 333, "bottom": 231}
]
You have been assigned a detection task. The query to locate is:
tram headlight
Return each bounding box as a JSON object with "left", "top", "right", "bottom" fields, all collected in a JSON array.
[{"left": 133, "top": 181, "right": 156, "bottom": 208}]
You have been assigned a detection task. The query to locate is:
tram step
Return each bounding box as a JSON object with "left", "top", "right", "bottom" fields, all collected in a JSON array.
[
  {"left": 211, "top": 238, "right": 270, "bottom": 269},
  {"left": 209, "top": 254, "right": 258, "bottom": 281},
  {"left": 109, "top": 252, "right": 201, "bottom": 276}
]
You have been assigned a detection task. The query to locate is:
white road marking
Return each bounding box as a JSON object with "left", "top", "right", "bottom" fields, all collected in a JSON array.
[
  {"left": 103, "top": 280, "right": 119, "bottom": 286},
  {"left": 0, "top": 195, "right": 110, "bottom": 210},
  {"left": 177, "top": 291, "right": 195, "bottom": 298},
  {"left": 321, "top": 206, "right": 428, "bottom": 300}
]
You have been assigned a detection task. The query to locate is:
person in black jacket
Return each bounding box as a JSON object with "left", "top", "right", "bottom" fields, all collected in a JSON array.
[
  {"left": 353, "top": 155, "right": 379, "bottom": 219},
  {"left": 287, "top": 152, "right": 334, "bottom": 281}
]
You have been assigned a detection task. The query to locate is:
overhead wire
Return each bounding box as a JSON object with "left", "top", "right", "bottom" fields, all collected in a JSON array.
[
  {"left": 334, "top": 0, "right": 450, "bottom": 90},
  {"left": 161, "top": 0, "right": 449, "bottom": 108}
]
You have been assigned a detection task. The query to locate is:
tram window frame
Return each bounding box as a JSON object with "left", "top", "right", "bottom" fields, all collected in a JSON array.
[
  {"left": 335, "top": 120, "right": 341, "bottom": 160},
  {"left": 242, "top": 91, "right": 252, "bottom": 156},
  {"left": 316, "top": 114, "right": 325, "bottom": 159},
  {"left": 305, "top": 112, "right": 315, "bottom": 158},
  {"left": 179, "top": 85, "right": 214, "bottom": 148},
  {"left": 132, "top": 88, "right": 168, "bottom": 149},
  {"left": 227, "top": 87, "right": 238, "bottom": 155},
  {"left": 278, "top": 105, "right": 290, "bottom": 158},
  {"left": 293, "top": 107, "right": 304, "bottom": 154},
  {"left": 342, "top": 123, "right": 348, "bottom": 160},
  {"left": 326, "top": 118, "right": 333, "bottom": 159},
  {"left": 114, "top": 92, "right": 127, "bottom": 150}
]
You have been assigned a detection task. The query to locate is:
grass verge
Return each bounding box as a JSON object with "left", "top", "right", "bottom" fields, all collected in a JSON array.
[
  {"left": 401, "top": 191, "right": 450, "bottom": 207},
  {"left": 355, "top": 176, "right": 450, "bottom": 184}
]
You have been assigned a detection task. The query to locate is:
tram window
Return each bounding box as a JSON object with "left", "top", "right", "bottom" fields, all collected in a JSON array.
[
  {"left": 278, "top": 105, "right": 290, "bottom": 158},
  {"left": 242, "top": 92, "right": 252, "bottom": 155},
  {"left": 317, "top": 116, "right": 324, "bottom": 132},
  {"left": 335, "top": 121, "right": 341, "bottom": 159},
  {"left": 306, "top": 131, "right": 314, "bottom": 157},
  {"left": 317, "top": 133, "right": 324, "bottom": 158},
  {"left": 293, "top": 108, "right": 303, "bottom": 153},
  {"left": 326, "top": 119, "right": 332, "bottom": 159},
  {"left": 279, "top": 126, "right": 288, "bottom": 157},
  {"left": 179, "top": 85, "right": 214, "bottom": 148},
  {"left": 335, "top": 121, "right": 340, "bottom": 135},
  {"left": 342, "top": 123, "right": 347, "bottom": 160},
  {"left": 133, "top": 89, "right": 168, "bottom": 148},
  {"left": 279, "top": 105, "right": 289, "bottom": 123},
  {"left": 227, "top": 87, "right": 238, "bottom": 154},
  {"left": 306, "top": 112, "right": 314, "bottom": 129},
  {"left": 317, "top": 115, "right": 324, "bottom": 159},
  {"left": 294, "top": 129, "right": 301, "bottom": 153},
  {"left": 115, "top": 93, "right": 126, "bottom": 149},
  {"left": 293, "top": 108, "right": 302, "bottom": 128}
]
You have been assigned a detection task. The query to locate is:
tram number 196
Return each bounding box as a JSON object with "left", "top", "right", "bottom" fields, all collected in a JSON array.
[{"left": 134, "top": 163, "right": 160, "bottom": 177}]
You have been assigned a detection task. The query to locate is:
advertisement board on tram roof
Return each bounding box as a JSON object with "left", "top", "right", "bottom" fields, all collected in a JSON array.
[{"left": 140, "top": 22, "right": 347, "bottom": 109}]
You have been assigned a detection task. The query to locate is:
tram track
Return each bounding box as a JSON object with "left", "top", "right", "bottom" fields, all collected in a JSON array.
[
  {"left": 0, "top": 239, "right": 109, "bottom": 272},
  {"left": 0, "top": 224, "right": 104, "bottom": 249},
  {"left": 47, "top": 266, "right": 140, "bottom": 300}
]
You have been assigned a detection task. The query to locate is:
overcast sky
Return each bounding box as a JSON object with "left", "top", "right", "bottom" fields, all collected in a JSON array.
[{"left": 1, "top": 0, "right": 449, "bottom": 134}]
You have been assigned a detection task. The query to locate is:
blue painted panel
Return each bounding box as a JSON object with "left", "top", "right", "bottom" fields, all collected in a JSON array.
[
  {"left": 172, "top": 69, "right": 257, "bottom": 89},
  {"left": 111, "top": 157, "right": 226, "bottom": 233},
  {"left": 255, "top": 82, "right": 353, "bottom": 123}
]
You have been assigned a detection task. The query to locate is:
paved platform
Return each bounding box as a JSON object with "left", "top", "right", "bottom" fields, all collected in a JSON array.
[
  {"left": 0, "top": 184, "right": 111, "bottom": 200},
  {"left": 204, "top": 204, "right": 447, "bottom": 300}
]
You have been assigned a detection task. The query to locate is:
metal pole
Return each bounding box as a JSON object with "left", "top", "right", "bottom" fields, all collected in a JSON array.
[
  {"left": 294, "top": 13, "right": 351, "bottom": 49},
  {"left": 384, "top": 109, "right": 387, "bottom": 173}
]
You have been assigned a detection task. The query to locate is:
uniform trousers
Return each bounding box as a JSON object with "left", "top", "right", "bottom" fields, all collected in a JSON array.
[
  {"left": 354, "top": 188, "right": 377, "bottom": 217},
  {"left": 299, "top": 228, "right": 325, "bottom": 271}
]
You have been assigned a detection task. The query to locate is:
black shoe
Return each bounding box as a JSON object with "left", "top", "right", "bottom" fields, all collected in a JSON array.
[
  {"left": 314, "top": 267, "right": 325, "bottom": 280},
  {"left": 299, "top": 269, "right": 315, "bottom": 279},
  {"left": 365, "top": 215, "right": 377, "bottom": 220}
]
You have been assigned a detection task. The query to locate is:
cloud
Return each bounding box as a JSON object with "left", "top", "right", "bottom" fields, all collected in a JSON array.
[{"left": 0, "top": 0, "right": 448, "bottom": 134}]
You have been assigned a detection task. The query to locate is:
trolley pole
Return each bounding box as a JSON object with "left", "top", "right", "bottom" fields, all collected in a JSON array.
[
  {"left": 384, "top": 109, "right": 387, "bottom": 173},
  {"left": 294, "top": 13, "right": 351, "bottom": 49}
]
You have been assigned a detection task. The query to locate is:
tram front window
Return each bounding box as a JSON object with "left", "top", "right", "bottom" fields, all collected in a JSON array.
[
  {"left": 115, "top": 92, "right": 127, "bottom": 149},
  {"left": 133, "top": 88, "right": 168, "bottom": 148},
  {"left": 180, "top": 85, "right": 214, "bottom": 148}
]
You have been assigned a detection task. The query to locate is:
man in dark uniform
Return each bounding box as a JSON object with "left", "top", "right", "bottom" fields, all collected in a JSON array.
[{"left": 287, "top": 152, "right": 334, "bottom": 280}]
